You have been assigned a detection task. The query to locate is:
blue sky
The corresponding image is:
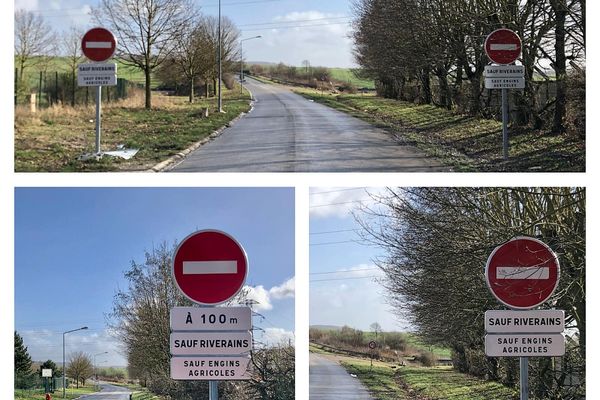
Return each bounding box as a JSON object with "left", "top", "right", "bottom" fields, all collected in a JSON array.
[
  {"left": 14, "top": 0, "right": 356, "bottom": 67},
  {"left": 309, "top": 187, "right": 410, "bottom": 333},
  {"left": 15, "top": 187, "right": 295, "bottom": 366}
]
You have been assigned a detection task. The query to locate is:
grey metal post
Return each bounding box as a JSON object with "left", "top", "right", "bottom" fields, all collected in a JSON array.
[
  {"left": 209, "top": 380, "right": 219, "bottom": 400},
  {"left": 520, "top": 356, "right": 529, "bottom": 400},
  {"left": 502, "top": 88, "right": 509, "bottom": 160},
  {"left": 95, "top": 85, "right": 102, "bottom": 154},
  {"left": 240, "top": 39, "right": 244, "bottom": 94},
  {"left": 218, "top": 0, "right": 223, "bottom": 112},
  {"left": 62, "top": 332, "right": 66, "bottom": 398}
]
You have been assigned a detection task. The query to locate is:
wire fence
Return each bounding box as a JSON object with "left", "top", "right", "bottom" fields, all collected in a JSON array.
[{"left": 15, "top": 68, "right": 141, "bottom": 109}]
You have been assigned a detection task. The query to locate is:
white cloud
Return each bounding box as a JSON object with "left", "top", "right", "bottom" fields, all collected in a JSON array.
[
  {"left": 244, "top": 11, "right": 355, "bottom": 68},
  {"left": 310, "top": 263, "right": 409, "bottom": 332},
  {"left": 14, "top": 0, "right": 39, "bottom": 11},
  {"left": 19, "top": 328, "right": 127, "bottom": 366},
  {"left": 269, "top": 277, "right": 295, "bottom": 299},
  {"left": 244, "top": 276, "right": 295, "bottom": 311},
  {"left": 310, "top": 187, "right": 387, "bottom": 219},
  {"left": 259, "top": 328, "right": 295, "bottom": 347}
]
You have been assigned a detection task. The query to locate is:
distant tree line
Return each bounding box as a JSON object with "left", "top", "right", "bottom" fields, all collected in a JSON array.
[
  {"left": 358, "top": 187, "right": 585, "bottom": 399},
  {"left": 109, "top": 242, "right": 294, "bottom": 400},
  {"left": 351, "top": 0, "right": 585, "bottom": 135}
]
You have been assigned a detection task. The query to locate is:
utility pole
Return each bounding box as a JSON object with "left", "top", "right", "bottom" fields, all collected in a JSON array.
[
  {"left": 218, "top": 0, "right": 223, "bottom": 112},
  {"left": 240, "top": 36, "right": 262, "bottom": 94}
]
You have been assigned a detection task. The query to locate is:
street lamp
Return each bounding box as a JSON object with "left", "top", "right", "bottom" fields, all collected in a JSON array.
[
  {"left": 63, "top": 326, "right": 88, "bottom": 398},
  {"left": 93, "top": 351, "right": 109, "bottom": 381},
  {"left": 218, "top": 0, "right": 223, "bottom": 113},
  {"left": 240, "top": 35, "right": 262, "bottom": 94}
]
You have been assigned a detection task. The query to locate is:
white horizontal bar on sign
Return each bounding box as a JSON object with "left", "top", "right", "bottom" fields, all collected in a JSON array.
[
  {"left": 183, "top": 261, "right": 237, "bottom": 274},
  {"left": 490, "top": 44, "right": 518, "bottom": 50},
  {"left": 85, "top": 41, "right": 112, "bottom": 48},
  {"left": 496, "top": 266, "right": 549, "bottom": 280}
]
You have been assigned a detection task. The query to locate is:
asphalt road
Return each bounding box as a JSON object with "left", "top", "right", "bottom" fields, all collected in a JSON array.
[
  {"left": 310, "top": 353, "right": 373, "bottom": 400},
  {"left": 170, "top": 78, "right": 444, "bottom": 172},
  {"left": 77, "top": 383, "right": 132, "bottom": 400}
]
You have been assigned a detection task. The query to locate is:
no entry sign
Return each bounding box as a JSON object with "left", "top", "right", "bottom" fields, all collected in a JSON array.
[
  {"left": 485, "top": 237, "right": 560, "bottom": 309},
  {"left": 172, "top": 230, "right": 248, "bottom": 305},
  {"left": 81, "top": 27, "right": 117, "bottom": 62},
  {"left": 485, "top": 28, "right": 521, "bottom": 65}
]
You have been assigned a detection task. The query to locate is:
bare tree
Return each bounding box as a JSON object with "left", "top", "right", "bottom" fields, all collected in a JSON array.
[
  {"left": 358, "top": 187, "right": 585, "bottom": 397},
  {"left": 94, "top": 0, "right": 198, "bottom": 109},
  {"left": 14, "top": 10, "right": 56, "bottom": 86},
  {"left": 66, "top": 352, "right": 93, "bottom": 388},
  {"left": 62, "top": 26, "right": 84, "bottom": 107}
]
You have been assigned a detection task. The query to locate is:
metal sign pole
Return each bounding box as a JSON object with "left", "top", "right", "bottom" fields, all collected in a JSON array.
[
  {"left": 209, "top": 380, "right": 219, "bottom": 400},
  {"left": 95, "top": 85, "right": 102, "bottom": 155},
  {"left": 501, "top": 87, "right": 508, "bottom": 160},
  {"left": 520, "top": 356, "right": 528, "bottom": 400}
]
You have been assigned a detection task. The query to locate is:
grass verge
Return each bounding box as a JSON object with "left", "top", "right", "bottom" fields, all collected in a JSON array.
[
  {"left": 15, "top": 385, "right": 99, "bottom": 400},
  {"left": 15, "top": 86, "right": 251, "bottom": 172},
  {"left": 341, "top": 358, "right": 518, "bottom": 400},
  {"left": 293, "top": 88, "right": 584, "bottom": 172}
]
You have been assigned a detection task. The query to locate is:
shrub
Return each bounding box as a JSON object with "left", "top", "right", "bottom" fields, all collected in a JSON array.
[
  {"left": 415, "top": 351, "right": 437, "bottom": 367},
  {"left": 566, "top": 67, "right": 585, "bottom": 138},
  {"left": 223, "top": 73, "right": 236, "bottom": 90}
]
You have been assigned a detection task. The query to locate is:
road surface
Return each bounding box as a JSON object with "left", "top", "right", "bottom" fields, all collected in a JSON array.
[
  {"left": 170, "top": 78, "right": 444, "bottom": 172},
  {"left": 77, "top": 383, "right": 132, "bottom": 400},
  {"left": 310, "top": 353, "right": 373, "bottom": 399}
]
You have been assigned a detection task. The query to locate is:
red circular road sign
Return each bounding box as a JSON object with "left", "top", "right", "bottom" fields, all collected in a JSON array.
[
  {"left": 172, "top": 230, "right": 248, "bottom": 305},
  {"left": 368, "top": 341, "right": 377, "bottom": 350},
  {"left": 81, "top": 27, "right": 117, "bottom": 62},
  {"left": 485, "top": 237, "right": 560, "bottom": 310},
  {"left": 485, "top": 28, "right": 522, "bottom": 65}
]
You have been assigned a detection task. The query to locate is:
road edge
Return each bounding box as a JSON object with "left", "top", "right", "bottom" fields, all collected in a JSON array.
[{"left": 148, "top": 88, "right": 255, "bottom": 173}]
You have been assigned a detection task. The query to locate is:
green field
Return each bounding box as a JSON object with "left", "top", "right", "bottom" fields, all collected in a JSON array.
[
  {"left": 341, "top": 358, "right": 518, "bottom": 400},
  {"left": 329, "top": 68, "right": 375, "bottom": 89},
  {"left": 16, "top": 56, "right": 156, "bottom": 88},
  {"left": 294, "top": 88, "right": 584, "bottom": 172}
]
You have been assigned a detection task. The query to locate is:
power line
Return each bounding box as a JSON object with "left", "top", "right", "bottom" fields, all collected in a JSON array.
[
  {"left": 310, "top": 275, "right": 378, "bottom": 282},
  {"left": 310, "top": 187, "right": 367, "bottom": 195},
  {"left": 310, "top": 240, "right": 361, "bottom": 246},
  {"left": 241, "top": 21, "right": 351, "bottom": 32},
  {"left": 310, "top": 228, "right": 358, "bottom": 235},
  {"left": 310, "top": 267, "right": 379, "bottom": 275},
  {"left": 238, "top": 16, "right": 350, "bottom": 27},
  {"left": 310, "top": 199, "right": 367, "bottom": 208}
]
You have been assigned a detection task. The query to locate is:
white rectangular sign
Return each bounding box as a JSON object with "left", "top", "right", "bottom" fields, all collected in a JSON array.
[
  {"left": 41, "top": 369, "right": 52, "bottom": 377},
  {"left": 485, "top": 77, "right": 525, "bottom": 89},
  {"left": 170, "top": 307, "right": 252, "bottom": 331},
  {"left": 485, "top": 333, "right": 565, "bottom": 357},
  {"left": 78, "top": 63, "right": 117, "bottom": 86},
  {"left": 485, "top": 310, "right": 565, "bottom": 333},
  {"left": 170, "top": 356, "right": 251, "bottom": 380},
  {"left": 170, "top": 331, "right": 252, "bottom": 356},
  {"left": 484, "top": 65, "right": 525, "bottom": 78}
]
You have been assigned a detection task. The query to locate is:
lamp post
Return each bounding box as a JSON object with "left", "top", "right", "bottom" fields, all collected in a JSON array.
[
  {"left": 240, "top": 35, "right": 262, "bottom": 94},
  {"left": 93, "top": 352, "right": 108, "bottom": 381},
  {"left": 218, "top": 0, "right": 223, "bottom": 113},
  {"left": 62, "top": 326, "right": 88, "bottom": 398}
]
